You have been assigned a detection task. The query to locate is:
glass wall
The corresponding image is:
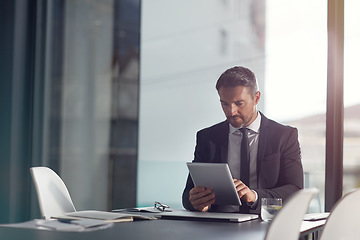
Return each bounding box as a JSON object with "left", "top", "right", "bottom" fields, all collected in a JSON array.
[
  {"left": 264, "top": 0, "right": 327, "bottom": 212},
  {"left": 2, "top": 0, "right": 354, "bottom": 222},
  {"left": 36, "top": 0, "right": 140, "bottom": 213},
  {"left": 343, "top": 0, "right": 360, "bottom": 194},
  {"left": 139, "top": 0, "right": 266, "bottom": 208},
  {"left": 139, "top": 0, "right": 327, "bottom": 212},
  {"left": 59, "top": 0, "right": 114, "bottom": 210},
  {"left": 139, "top": 0, "right": 261, "bottom": 208}
]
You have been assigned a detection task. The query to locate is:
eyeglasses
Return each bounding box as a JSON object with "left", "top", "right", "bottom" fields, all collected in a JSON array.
[{"left": 154, "top": 201, "right": 170, "bottom": 212}]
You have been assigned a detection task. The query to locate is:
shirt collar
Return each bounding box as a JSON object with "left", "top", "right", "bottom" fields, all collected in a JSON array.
[
  {"left": 229, "top": 112, "right": 261, "bottom": 134},
  {"left": 247, "top": 112, "right": 261, "bottom": 134}
]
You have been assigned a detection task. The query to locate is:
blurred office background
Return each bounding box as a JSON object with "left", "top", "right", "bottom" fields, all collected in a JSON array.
[{"left": 1, "top": 0, "right": 359, "bottom": 223}]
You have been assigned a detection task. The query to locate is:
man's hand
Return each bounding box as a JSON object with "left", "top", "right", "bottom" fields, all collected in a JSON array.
[
  {"left": 189, "top": 186, "right": 215, "bottom": 212},
  {"left": 233, "top": 179, "right": 256, "bottom": 203}
]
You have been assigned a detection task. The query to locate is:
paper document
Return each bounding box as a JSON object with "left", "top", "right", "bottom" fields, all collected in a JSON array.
[
  {"left": 0, "top": 219, "right": 113, "bottom": 232},
  {"left": 300, "top": 219, "right": 326, "bottom": 233},
  {"left": 303, "top": 212, "right": 330, "bottom": 221},
  {"left": 35, "top": 220, "right": 85, "bottom": 231},
  {"left": 52, "top": 210, "right": 155, "bottom": 223},
  {"left": 59, "top": 218, "right": 114, "bottom": 228},
  {"left": 35, "top": 219, "right": 113, "bottom": 231},
  {"left": 113, "top": 206, "right": 172, "bottom": 213}
]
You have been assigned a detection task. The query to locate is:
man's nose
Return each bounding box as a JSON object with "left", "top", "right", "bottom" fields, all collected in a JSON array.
[{"left": 229, "top": 104, "right": 237, "bottom": 116}]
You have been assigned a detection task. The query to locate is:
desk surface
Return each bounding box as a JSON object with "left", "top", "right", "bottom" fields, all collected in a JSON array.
[
  {"left": 0, "top": 217, "right": 324, "bottom": 240},
  {"left": 0, "top": 218, "right": 267, "bottom": 240}
]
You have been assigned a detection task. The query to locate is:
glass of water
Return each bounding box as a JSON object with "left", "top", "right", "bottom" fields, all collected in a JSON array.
[{"left": 261, "top": 198, "right": 282, "bottom": 221}]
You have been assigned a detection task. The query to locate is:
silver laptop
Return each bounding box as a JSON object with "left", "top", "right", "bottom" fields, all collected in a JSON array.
[{"left": 156, "top": 210, "right": 258, "bottom": 222}]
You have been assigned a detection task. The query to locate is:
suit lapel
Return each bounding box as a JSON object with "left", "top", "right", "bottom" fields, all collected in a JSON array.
[
  {"left": 214, "top": 121, "right": 229, "bottom": 163},
  {"left": 257, "top": 112, "right": 269, "bottom": 177}
]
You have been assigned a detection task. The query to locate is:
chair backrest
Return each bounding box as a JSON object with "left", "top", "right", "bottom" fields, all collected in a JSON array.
[
  {"left": 265, "top": 188, "right": 319, "bottom": 240},
  {"left": 319, "top": 189, "right": 360, "bottom": 240},
  {"left": 30, "top": 166, "right": 76, "bottom": 220}
]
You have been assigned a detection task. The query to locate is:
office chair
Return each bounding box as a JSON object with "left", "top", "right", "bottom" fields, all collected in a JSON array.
[
  {"left": 30, "top": 166, "right": 76, "bottom": 220},
  {"left": 264, "top": 188, "right": 319, "bottom": 240},
  {"left": 319, "top": 189, "right": 360, "bottom": 240}
]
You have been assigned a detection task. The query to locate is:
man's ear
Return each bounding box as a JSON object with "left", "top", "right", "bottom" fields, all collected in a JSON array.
[{"left": 254, "top": 91, "right": 261, "bottom": 104}]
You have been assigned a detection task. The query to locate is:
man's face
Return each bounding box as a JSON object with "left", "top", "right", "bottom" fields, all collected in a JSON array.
[{"left": 218, "top": 86, "right": 260, "bottom": 128}]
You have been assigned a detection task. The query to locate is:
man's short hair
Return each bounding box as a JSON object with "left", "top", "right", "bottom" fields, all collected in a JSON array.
[{"left": 215, "top": 66, "right": 258, "bottom": 97}]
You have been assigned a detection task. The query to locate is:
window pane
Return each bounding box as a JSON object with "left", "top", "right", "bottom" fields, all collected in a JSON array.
[
  {"left": 139, "top": 0, "right": 266, "bottom": 208},
  {"left": 43, "top": 0, "right": 140, "bottom": 211},
  {"left": 265, "top": 0, "right": 327, "bottom": 212},
  {"left": 60, "top": 0, "right": 114, "bottom": 210},
  {"left": 139, "top": 0, "right": 327, "bottom": 212},
  {"left": 344, "top": 0, "right": 360, "bottom": 194}
]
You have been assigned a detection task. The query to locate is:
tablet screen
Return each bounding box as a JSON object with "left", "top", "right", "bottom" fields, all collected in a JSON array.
[{"left": 187, "top": 162, "right": 242, "bottom": 206}]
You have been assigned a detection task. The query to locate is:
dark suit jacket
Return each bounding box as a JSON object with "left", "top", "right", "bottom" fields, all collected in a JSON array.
[{"left": 182, "top": 112, "right": 303, "bottom": 214}]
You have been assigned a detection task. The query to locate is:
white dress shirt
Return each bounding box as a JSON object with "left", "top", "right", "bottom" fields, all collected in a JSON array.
[
  {"left": 227, "top": 112, "right": 261, "bottom": 189},
  {"left": 214, "top": 112, "right": 261, "bottom": 212}
]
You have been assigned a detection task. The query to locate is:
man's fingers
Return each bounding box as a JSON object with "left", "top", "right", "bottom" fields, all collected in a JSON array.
[
  {"left": 201, "top": 206, "right": 210, "bottom": 212},
  {"left": 233, "top": 179, "right": 256, "bottom": 202},
  {"left": 198, "top": 199, "right": 215, "bottom": 212},
  {"left": 189, "top": 186, "right": 207, "bottom": 195},
  {"left": 189, "top": 187, "right": 213, "bottom": 201},
  {"left": 190, "top": 192, "right": 215, "bottom": 205},
  {"left": 189, "top": 186, "right": 216, "bottom": 211},
  {"left": 193, "top": 197, "right": 215, "bottom": 212},
  {"left": 233, "top": 179, "right": 250, "bottom": 198},
  {"left": 237, "top": 187, "right": 249, "bottom": 198}
]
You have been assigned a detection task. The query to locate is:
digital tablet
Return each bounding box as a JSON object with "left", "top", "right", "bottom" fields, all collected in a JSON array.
[{"left": 186, "top": 162, "right": 242, "bottom": 206}]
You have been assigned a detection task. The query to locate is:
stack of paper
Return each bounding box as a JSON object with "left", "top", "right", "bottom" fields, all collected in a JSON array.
[
  {"left": 303, "top": 212, "right": 330, "bottom": 221},
  {"left": 113, "top": 206, "right": 172, "bottom": 213},
  {"left": 35, "top": 219, "right": 113, "bottom": 232},
  {"left": 52, "top": 210, "right": 155, "bottom": 222}
]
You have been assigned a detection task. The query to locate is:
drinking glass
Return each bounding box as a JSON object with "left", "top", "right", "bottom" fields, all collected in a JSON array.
[{"left": 261, "top": 198, "right": 282, "bottom": 221}]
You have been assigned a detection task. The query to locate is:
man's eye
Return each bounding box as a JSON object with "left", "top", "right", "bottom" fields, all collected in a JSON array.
[{"left": 235, "top": 102, "right": 243, "bottom": 106}]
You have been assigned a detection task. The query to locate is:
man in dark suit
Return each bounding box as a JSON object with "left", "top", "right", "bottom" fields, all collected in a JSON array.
[{"left": 182, "top": 66, "right": 303, "bottom": 214}]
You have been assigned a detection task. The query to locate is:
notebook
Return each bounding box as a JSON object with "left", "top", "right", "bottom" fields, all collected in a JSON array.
[{"left": 155, "top": 210, "right": 258, "bottom": 223}]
